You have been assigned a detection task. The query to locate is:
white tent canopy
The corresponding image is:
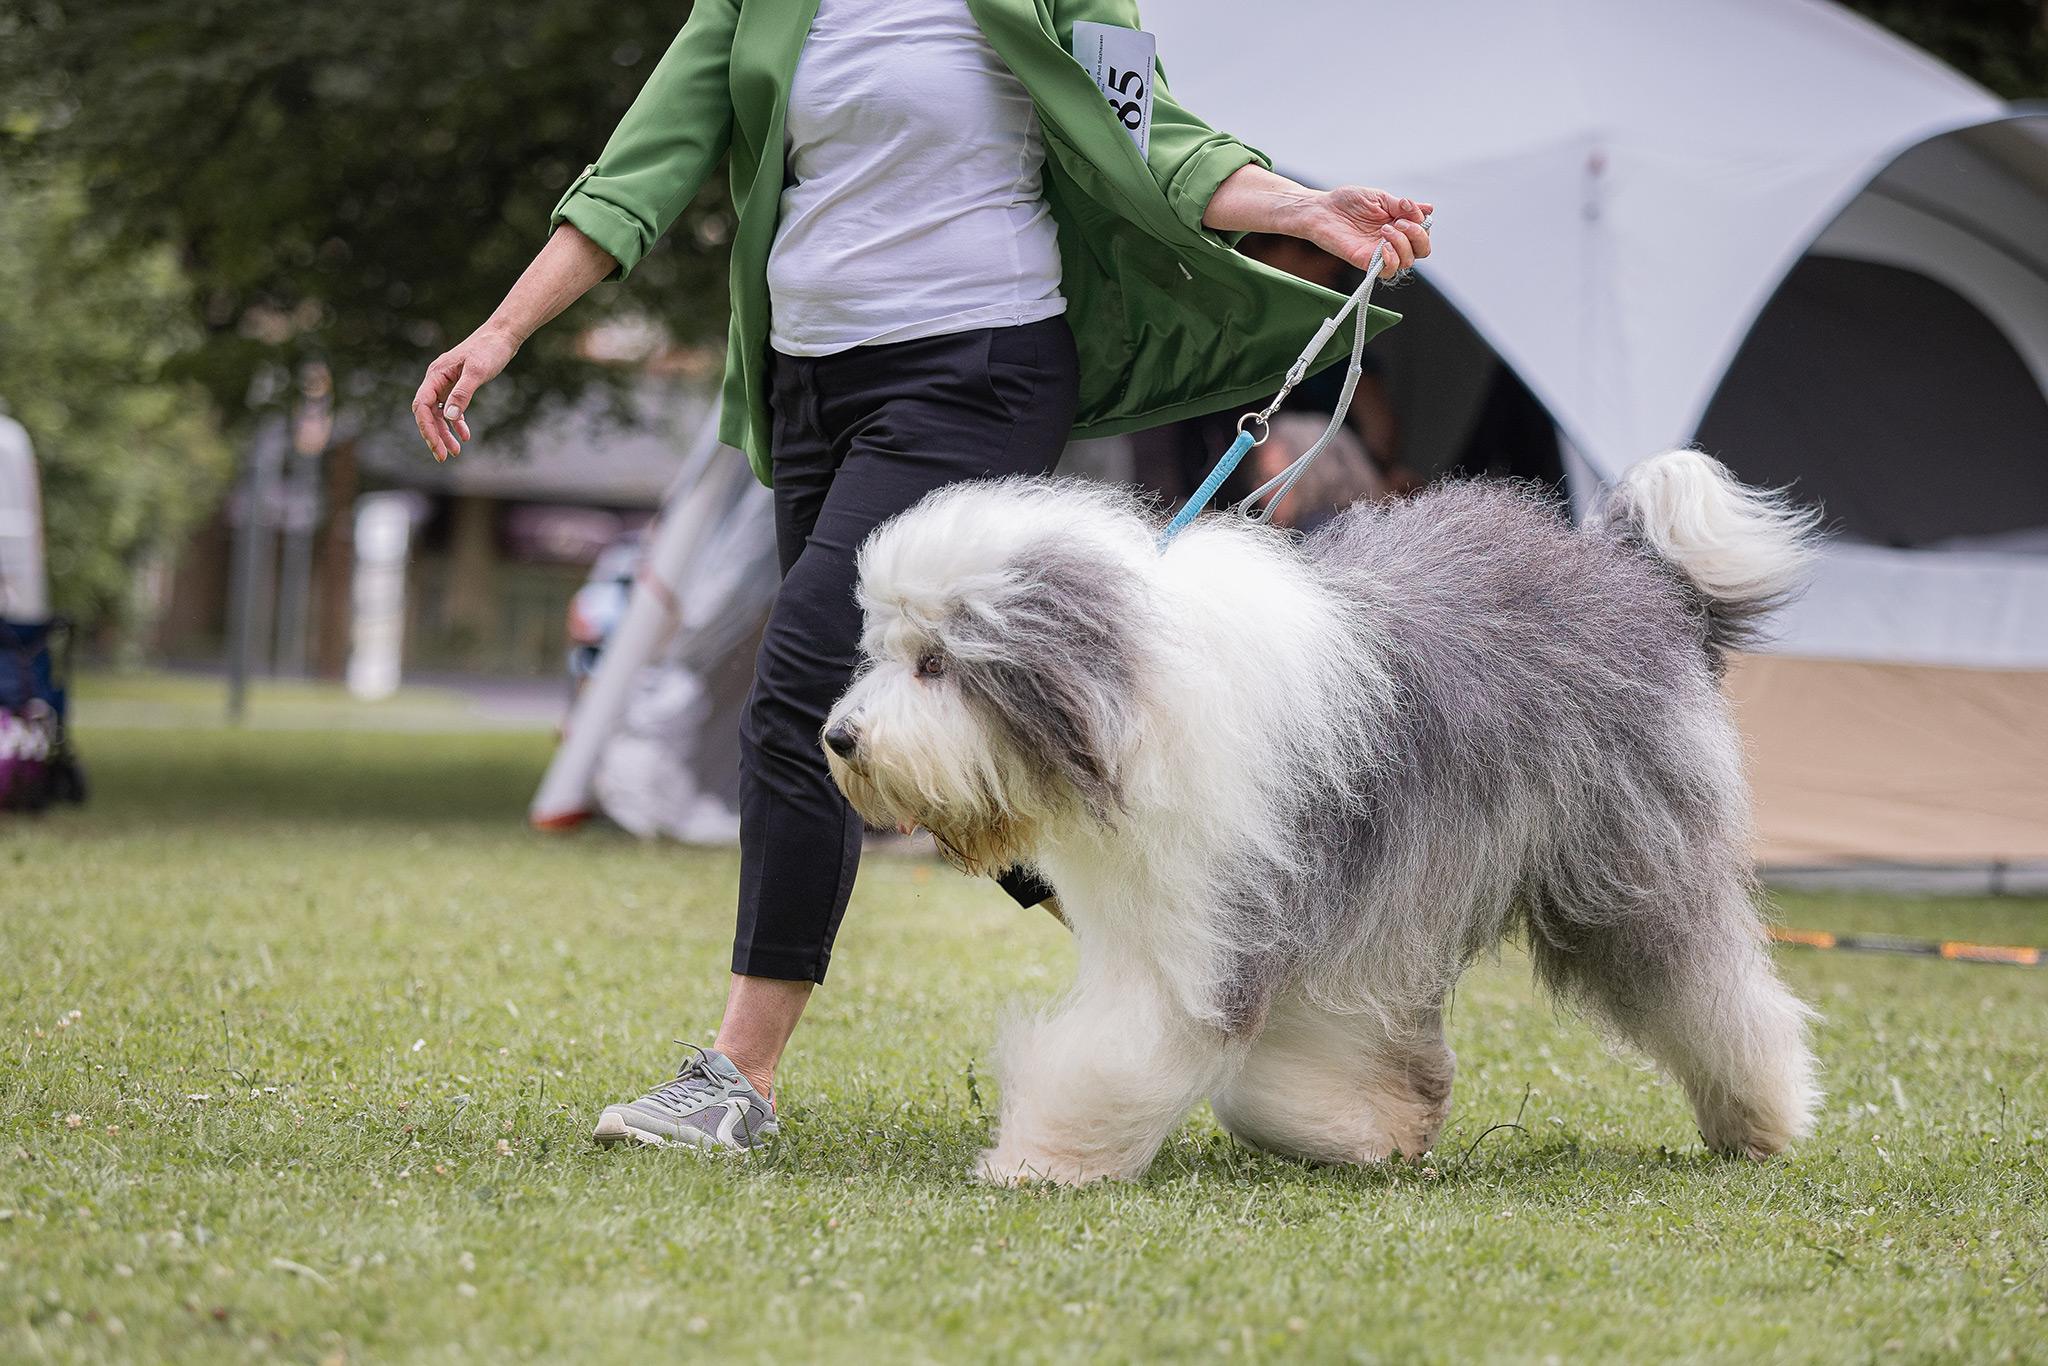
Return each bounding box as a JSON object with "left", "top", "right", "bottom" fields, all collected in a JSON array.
[
  {"left": 1700, "top": 115, "right": 2048, "bottom": 668},
  {"left": 1149, "top": 0, "right": 2047, "bottom": 668}
]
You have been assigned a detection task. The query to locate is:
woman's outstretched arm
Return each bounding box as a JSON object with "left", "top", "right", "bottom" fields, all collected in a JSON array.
[
  {"left": 413, "top": 0, "right": 741, "bottom": 461},
  {"left": 1204, "top": 164, "right": 1432, "bottom": 281},
  {"left": 411, "top": 223, "right": 617, "bottom": 461}
]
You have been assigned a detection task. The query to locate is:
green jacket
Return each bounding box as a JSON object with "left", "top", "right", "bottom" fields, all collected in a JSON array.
[{"left": 550, "top": 0, "right": 1396, "bottom": 484}]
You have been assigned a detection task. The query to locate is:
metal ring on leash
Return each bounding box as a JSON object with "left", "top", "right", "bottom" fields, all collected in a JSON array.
[{"left": 1235, "top": 414, "right": 1271, "bottom": 446}]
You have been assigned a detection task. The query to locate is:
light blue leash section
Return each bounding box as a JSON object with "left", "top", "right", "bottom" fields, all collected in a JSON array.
[
  {"left": 1156, "top": 430, "right": 1258, "bottom": 545},
  {"left": 1156, "top": 220, "right": 1423, "bottom": 550}
]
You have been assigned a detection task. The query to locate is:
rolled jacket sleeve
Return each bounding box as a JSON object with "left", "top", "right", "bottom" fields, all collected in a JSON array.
[
  {"left": 1057, "top": 0, "right": 1270, "bottom": 238},
  {"left": 1150, "top": 79, "right": 1270, "bottom": 240},
  {"left": 548, "top": 0, "right": 742, "bottom": 281}
]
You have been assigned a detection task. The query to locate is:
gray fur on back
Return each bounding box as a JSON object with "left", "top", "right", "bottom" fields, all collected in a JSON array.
[{"left": 1229, "top": 480, "right": 1754, "bottom": 1023}]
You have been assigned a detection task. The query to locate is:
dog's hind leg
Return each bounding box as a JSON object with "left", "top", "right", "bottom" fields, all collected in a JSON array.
[
  {"left": 1210, "top": 998, "right": 1455, "bottom": 1165},
  {"left": 978, "top": 970, "right": 1243, "bottom": 1186},
  {"left": 1530, "top": 879, "right": 1818, "bottom": 1159}
]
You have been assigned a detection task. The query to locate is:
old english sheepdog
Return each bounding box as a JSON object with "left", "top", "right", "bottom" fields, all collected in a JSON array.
[{"left": 822, "top": 451, "right": 1822, "bottom": 1186}]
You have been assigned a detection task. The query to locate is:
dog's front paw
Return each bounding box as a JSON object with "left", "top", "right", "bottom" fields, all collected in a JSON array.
[
  {"left": 973, "top": 1145, "right": 1124, "bottom": 1188},
  {"left": 972, "top": 1147, "right": 1038, "bottom": 1187}
]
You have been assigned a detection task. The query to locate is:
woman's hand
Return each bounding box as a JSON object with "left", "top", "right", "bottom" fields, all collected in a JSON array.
[
  {"left": 410, "top": 222, "right": 621, "bottom": 461},
  {"left": 1202, "top": 165, "right": 1432, "bottom": 281},
  {"left": 1298, "top": 186, "right": 1432, "bottom": 281},
  {"left": 413, "top": 324, "right": 518, "bottom": 461}
]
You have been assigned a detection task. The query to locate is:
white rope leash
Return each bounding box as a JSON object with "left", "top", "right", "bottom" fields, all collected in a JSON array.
[{"left": 1235, "top": 218, "right": 1423, "bottom": 522}]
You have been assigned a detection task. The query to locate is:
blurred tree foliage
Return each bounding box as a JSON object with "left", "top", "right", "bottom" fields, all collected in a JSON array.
[
  {"left": 0, "top": 0, "right": 730, "bottom": 439},
  {"left": 1840, "top": 0, "right": 2048, "bottom": 99},
  {"left": 0, "top": 166, "right": 235, "bottom": 629}
]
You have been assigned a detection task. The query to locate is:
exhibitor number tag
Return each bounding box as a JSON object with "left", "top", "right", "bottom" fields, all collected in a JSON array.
[{"left": 1071, "top": 21, "right": 1155, "bottom": 158}]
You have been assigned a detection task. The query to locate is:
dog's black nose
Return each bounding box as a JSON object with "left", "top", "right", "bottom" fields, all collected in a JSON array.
[{"left": 824, "top": 723, "right": 859, "bottom": 758}]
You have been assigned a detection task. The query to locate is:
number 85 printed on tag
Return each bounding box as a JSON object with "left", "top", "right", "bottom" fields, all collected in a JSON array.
[{"left": 1071, "top": 21, "right": 1156, "bottom": 158}]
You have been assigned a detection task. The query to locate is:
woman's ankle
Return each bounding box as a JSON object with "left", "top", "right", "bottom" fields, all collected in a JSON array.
[
  {"left": 713, "top": 972, "right": 815, "bottom": 1103},
  {"left": 715, "top": 1042, "right": 779, "bottom": 1102}
]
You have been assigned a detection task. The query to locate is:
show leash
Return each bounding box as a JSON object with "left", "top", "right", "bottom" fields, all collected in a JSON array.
[{"left": 1157, "top": 216, "right": 1427, "bottom": 550}]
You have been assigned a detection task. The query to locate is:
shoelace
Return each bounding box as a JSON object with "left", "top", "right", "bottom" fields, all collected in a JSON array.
[{"left": 647, "top": 1043, "right": 735, "bottom": 1111}]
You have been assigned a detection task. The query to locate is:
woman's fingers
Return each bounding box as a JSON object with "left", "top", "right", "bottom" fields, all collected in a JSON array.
[
  {"left": 1366, "top": 211, "right": 1431, "bottom": 279},
  {"left": 413, "top": 356, "right": 462, "bottom": 460},
  {"left": 410, "top": 399, "right": 438, "bottom": 461},
  {"left": 412, "top": 389, "right": 453, "bottom": 461},
  {"left": 1395, "top": 216, "right": 1432, "bottom": 260},
  {"left": 1378, "top": 225, "right": 1415, "bottom": 276},
  {"left": 443, "top": 358, "right": 484, "bottom": 427},
  {"left": 412, "top": 337, "right": 508, "bottom": 461},
  {"left": 1382, "top": 194, "right": 1435, "bottom": 222}
]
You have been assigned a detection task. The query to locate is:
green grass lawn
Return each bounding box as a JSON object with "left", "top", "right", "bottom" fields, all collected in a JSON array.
[{"left": 4, "top": 702, "right": 2046, "bottom": 1363}]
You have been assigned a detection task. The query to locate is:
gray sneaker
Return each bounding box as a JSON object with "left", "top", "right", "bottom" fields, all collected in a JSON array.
[{"left": 592, "top": 1046, "right": 779, "bottom": 1152}]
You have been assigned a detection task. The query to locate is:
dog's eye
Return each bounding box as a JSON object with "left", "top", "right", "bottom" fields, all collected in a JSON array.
[{"left": 916, "top": 651, "right": 946, "bottom": 680}]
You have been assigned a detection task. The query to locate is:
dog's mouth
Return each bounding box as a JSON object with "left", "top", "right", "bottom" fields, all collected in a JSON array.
[
  {"left": 922, "top": 811, "right": 1031, "bottom": 879},
  {"left": 825, "top": 752, "right": 888, "bottom": 816},
  {"left": 825, "top": 750, "right": 1030, "bottom": 877}
]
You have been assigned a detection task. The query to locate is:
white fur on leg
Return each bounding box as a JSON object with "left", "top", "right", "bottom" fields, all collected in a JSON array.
[
  {"left": 1210, "top": 997, "right": 1454, "bottom": 1165},
  {"left": 1680, "top": 950, "right": 1820, "bottom": 1159},
  {"left": 978, "top": 968, "right": 1240, "bottom": 1186},
  {"left": 1621, "top": 940, "right": 1819, "bottom": 1159}
]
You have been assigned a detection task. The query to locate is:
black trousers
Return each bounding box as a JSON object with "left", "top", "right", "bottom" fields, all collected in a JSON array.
[{"left": 732, "top": 316, "right": 1080, "bottom": 983}]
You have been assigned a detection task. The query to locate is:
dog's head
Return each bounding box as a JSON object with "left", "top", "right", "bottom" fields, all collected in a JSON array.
[{"left": 822, "top": 478, "right": 1156, "bottom": 876}]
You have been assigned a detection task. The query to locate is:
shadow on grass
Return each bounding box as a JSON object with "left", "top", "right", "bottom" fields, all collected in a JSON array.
[
  {"left": 1145, "top": 1128, "right": 1744, "bottom": 1191},
  {"left": 698, "top": 1093, "right": 1743, "bottom": 1198}
]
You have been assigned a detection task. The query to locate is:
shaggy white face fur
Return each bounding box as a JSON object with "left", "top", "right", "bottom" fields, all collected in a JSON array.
[
  {"left": 825, "top": 457, "right": 1822, "bottom": 1186},
  {"left": 826, "top": 481, "right": 1156, "bottom": 878}
]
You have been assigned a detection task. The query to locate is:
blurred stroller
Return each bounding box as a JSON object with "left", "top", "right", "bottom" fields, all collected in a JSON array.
[{"left": 0, "top": 410, "right": 86, "bottom": 812}]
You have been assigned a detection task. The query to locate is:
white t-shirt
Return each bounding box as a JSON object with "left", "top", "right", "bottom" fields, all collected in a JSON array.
[{"left": 766, "top": 0, "right": 1068, "bottom": 357}]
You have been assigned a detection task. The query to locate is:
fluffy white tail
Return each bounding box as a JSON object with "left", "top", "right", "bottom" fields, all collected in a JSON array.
[{"left": 1597, "top": 449, "right": 1822, "bottom": 662}]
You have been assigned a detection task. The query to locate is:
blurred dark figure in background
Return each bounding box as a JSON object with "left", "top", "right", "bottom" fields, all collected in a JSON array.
[
  {"left": 1132, "top": 232, "right": 1416, "bottom": 530},
  {"left": 1445, "top": 362, "right": 1566, "bottom": 491}
]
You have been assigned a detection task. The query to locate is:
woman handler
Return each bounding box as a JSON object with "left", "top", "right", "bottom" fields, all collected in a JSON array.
[{"left": 412, "top": 0, "right": 1430, "bottom": 1151}]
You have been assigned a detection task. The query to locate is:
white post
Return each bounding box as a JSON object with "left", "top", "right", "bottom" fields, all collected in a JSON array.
[
  {"left": 346, "top": 491, "right": 418, "bottom": 702},
  {"left": 0, "top": 413, "right": 50, "bottom": 619}
]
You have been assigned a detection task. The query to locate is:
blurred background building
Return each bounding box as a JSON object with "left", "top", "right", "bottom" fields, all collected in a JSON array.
[{"left": 148, "top": 374, "right": 712, "bottom": 680}]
